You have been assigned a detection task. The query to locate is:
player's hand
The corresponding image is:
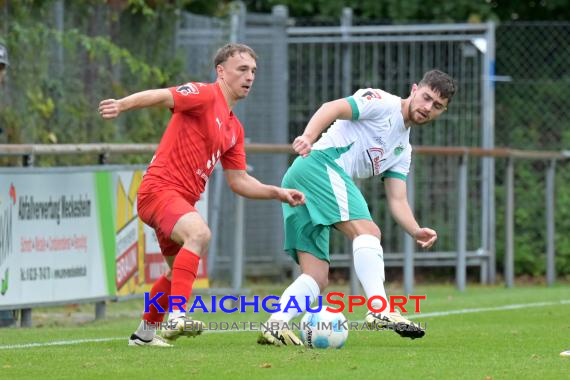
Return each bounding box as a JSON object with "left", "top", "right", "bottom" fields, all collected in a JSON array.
[
  {"left": 413, "top": 227, "right": 437, "bottom": 249},
  {"left": 292, "top": 135, "right": 312, "bottom": 158},
  {"left": 278, "top": 188, "right": 306, "bottom": 207},
  {"left": 98, "top": 99, "right": 122, "bottom": 119}
]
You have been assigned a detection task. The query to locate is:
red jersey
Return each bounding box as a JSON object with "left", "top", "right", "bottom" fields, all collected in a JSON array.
[{"left": 139, "top": 82, "right": 247, "bottom": 201}]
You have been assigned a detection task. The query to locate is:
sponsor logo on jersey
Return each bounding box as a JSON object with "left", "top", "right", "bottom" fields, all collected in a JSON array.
[
  {"left": 394, "top": 143, "right": 405, "bottom": 156},
  {"left": 361, "top": 89, "right": 382, "bottom": 101},
  {"left": 176, "top": 83, "right": 199, "bottom": 96},
  {"left": 367, "top": 147, "right": 385, "bottom": 176},
  {"left": 206, "top": 151, "right": 221, "bottom": 170},
  {"left": 373, "top": 136, "right": 386, "bottom": 148},
  {"left": 197, "top": 151, "right": 221, "bottom": 182}
]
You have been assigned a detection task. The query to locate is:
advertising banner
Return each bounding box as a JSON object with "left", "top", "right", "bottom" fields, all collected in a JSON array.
[
  {"left": 0, "top": 171, "right": 113, "bottom": 308},
  {"left": 112, "top": 169, "right": 209, "bottom": 298},
  {"left": 0, "top": 166, "right": 209, "bottom": 309}
]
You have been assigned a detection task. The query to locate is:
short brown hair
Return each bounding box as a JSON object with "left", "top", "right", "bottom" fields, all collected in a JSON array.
[
  {"left": 419, "top": 69, "right": 456, "bottom": 101},
  {"left": 214, "top": 43, "right": 257, "bottom": 67}
]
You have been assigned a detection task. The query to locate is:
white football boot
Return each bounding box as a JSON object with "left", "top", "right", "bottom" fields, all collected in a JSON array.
[
  {"left": 365, "top": 310, "right": 425, "bottom": 339},
  {"left": 257, "top": 319, "right": 304, "bottom": 346},
  {"left": 128, "top": 333, "right": 172, "bottom": 347},
  {"left": 161, "top": 316, "right": 205, "bottom": 342}
]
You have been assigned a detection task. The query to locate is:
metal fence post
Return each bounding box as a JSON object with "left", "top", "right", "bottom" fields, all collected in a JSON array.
[
  {"left": 271, "top": 5, "right": 289, "bottom": 136},
  {"left": 482, "top": 22, "right": 497, "bottom": 284},
  {"left": 232, "top": 194, "right": 245, "bottom": 292},
  {"left": 546, "top": 159, "right": 556, "bottom": 286},
  {"left": 95, "top": 301, "right": 106, "bottom": 321},
  {"left": 341, "top": 8, "right": 352, "bottom": 96},
  {"left": 271, "top": 4, "right": 291, "bottom": 276},
  {"left": 456, "top": 155, "right": 468, "bottom": 291},
  {"left": 20, "top": 309, "right": 32, "bottom": 328},
  {"left": 53, "top": 0, "right": 64, "bottom": 77},
  {"left": 230, "top": 1, "right": 246, "bottom": 43},
  {"left": 505, "top": 158, "right": 515, "bottom": 288},
  {"left": 16, "top": 149, "right": 35, "bottom": 328},
  {"left": 404, "top": 163, "right": 415, "bottom": 295}
]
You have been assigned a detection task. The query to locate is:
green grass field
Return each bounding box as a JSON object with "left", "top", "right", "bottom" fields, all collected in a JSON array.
[{"left": 1, "top": 284, "right": 569, "bottom": 379}]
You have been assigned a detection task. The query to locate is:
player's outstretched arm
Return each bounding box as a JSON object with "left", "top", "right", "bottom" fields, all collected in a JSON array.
[
  {"left": 98, "top": 89, "right": 174, "bottom": 119},
  {"left": 293, "top": 98, "right": 353, "bottom": 157},
  {"left": 384, "top": 178, "right": 437, "bottom": 249},
  {"left": 224, "top": 169, "right": 305, "bottom": 207}
]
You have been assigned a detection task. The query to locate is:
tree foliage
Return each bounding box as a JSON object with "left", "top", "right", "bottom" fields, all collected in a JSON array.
[
  {"left": 0, "top": 0, "right": 189, "bottom": 165},
  {"left": 244, "top": 0, "right": 568, "bottom": 22}
]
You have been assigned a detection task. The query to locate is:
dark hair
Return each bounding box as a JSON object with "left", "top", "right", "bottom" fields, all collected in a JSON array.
[
  {"left": 214, "top": 43, "right": 257, "bottom": 67},
  {"left": 418, "top": 69, "right": 456, "bottom": 101}
]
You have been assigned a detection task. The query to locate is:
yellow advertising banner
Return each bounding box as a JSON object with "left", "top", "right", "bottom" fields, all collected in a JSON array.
[{"left": 114, "top": 170, "right": 209, "bottom": 297}]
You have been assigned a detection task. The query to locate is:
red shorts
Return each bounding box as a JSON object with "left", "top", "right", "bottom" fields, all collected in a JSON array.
[{"left": 137, "top": 190, "right": 198, "bottom": 257}]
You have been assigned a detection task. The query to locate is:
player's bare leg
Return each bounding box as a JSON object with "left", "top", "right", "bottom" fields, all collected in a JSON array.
[{"left": 160, "top": 212, "right": 208, "bottom": 342}]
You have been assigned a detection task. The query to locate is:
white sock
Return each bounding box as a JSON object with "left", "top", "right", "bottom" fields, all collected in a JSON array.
[
  {"left": 135, "top": 320, "right": 156, "bottom": 340},
  {"left": 271, "top": 273, "right": 320, "bottom": 323},
  {"left": 353, "top": 234, "right": 389, "bottom": 312}
]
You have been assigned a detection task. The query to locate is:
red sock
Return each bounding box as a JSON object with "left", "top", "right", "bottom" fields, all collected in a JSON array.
[
  {"left": 143, "top": 275, "right": 171, "bottom": 324},
  {"left": 170, "top": 248, "right": 200, "bottom": 313}
]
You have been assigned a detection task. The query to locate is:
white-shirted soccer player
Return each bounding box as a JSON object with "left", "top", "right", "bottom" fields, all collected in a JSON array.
[{"left": 259, "top": 70, "right": 456, "bottom": 346}]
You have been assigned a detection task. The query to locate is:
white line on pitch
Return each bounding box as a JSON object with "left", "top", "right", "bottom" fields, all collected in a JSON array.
[
  {"left": 1, "top": 299, "right": 568, "bottom": 350},
  {"left": 0, "top": 337, "right": 124, "bottom": 349},
  {"left": 407, "top": 299, "right": 570, "bottom": 319}
]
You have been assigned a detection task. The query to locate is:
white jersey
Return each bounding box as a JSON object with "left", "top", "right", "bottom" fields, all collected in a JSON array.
[{"left": 312, "top": 88, "right": 411, "bottom": 180}]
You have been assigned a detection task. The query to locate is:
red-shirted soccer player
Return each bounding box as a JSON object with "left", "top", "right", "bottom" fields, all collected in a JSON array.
[{"left": 99, "top": 44, "right": 305, "bottom": 347}]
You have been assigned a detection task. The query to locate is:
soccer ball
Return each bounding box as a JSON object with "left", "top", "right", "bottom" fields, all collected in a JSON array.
[{"left": 300, "top": 309, "right": 348, "bottom": 349}]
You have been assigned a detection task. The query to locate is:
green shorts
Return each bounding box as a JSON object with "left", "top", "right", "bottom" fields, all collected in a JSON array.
[{"left": 282, "top": 148, "right": 372, "bottom": 263}]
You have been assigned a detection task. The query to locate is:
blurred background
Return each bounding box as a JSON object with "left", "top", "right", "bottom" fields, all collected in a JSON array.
[{"left": 0, "top": 0, "right": 569, "bottom": 295}]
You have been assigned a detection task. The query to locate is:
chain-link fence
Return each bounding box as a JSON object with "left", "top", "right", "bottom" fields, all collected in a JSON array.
[
  {"left": 287, "top": 17, "right": 493, "bottom": 269},
  {"left": 496, "top": 22, "right": 570, "bottom": 150},
  {"left": 494, "top": 23, "right": 570, "bottom": 277}
]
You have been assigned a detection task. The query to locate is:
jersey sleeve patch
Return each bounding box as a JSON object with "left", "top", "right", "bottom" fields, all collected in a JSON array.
[
  {"left": 349, "top": 88, "right": 389, "bottom": 120},
  {"left": 170, "top": 82, "right": 213, "bottom": 113},
  {"left": 176, "top": 82, "right": 199, "bottom": 96},
  {"left": 360, "top": 89, "right": 382, "bottom": 100}
]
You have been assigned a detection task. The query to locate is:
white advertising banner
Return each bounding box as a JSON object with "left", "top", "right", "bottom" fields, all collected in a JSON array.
[
  {"left": 0, "top": 166, "right": 210, "bottom": 309},
  {"left": 0, "top": 171, "right": 112, "bottom": 308}
]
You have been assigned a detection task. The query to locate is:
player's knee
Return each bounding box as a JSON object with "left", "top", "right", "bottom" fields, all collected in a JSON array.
[
  {"left": 370, "top": 224, "right": 381, "bottom": 240},
  {"left": 313, "top": 274, "right": 329, "bottom": 292},
  {"left": 321, "top": 276, "right": 329, "bottom": 291},
  {"left": 193, "top": 226, "right": 212, "bottom": 246},
  {"left": 184, "top": 225, "right": 211, "bottom": 249}
]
